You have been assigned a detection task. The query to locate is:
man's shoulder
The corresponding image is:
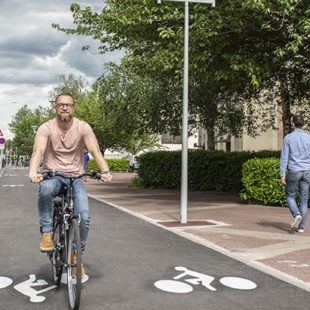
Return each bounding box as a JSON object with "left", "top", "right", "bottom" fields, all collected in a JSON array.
[
  {"left": 74, "top": 117, "right": 92, "bottom": 130},
  {"left": 74, "top": 117, "right": 88, "bottom": 126},
  {"left": 284, "top": 132, "right": 293, "bottom": 140},
  {"left": 38, "top": 118, "right": 56, "bottom": 131}
]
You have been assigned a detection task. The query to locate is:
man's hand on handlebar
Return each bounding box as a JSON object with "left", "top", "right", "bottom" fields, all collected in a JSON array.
[
  {"left": 29, "top": 172, "right": 43, "bottom": 183},
  {"left": 100, "top": 171, "right": 112, "bottom": 182}
]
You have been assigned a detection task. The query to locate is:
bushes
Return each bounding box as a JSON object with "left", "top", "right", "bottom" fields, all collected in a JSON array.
[
  {"left": 240, "top": 158, "right": 286, "bottom": 206},
  {"left": 88, "top": 158, "right": 129, "bottom": 172},
  {"left": 87, "top": 150, "right": 286, "bottom": 206},
  {"left": 138, "top": 150, "right": 280, "bottom": 191}
]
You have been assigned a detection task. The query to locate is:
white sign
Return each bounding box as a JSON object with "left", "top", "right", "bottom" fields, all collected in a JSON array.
[
  {"left": 154, "top": 266, "right": 257, "bottom": 293},
  {"left": 14, "top": 274, "right": 57, "bottom": 303},
  {"left": 0, "top": 272, "right": 89, "bottom": 304},
  {"left": 0, "top": 277, "right": 13, "bottom": 289}
]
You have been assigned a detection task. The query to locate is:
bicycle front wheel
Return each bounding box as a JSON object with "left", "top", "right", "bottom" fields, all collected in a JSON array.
[
  {"left": 51, "top": 221, "right": 63, "bottom": 286},
  {"left": 66, "top": 218, "right": 82, "bottom": 310}
]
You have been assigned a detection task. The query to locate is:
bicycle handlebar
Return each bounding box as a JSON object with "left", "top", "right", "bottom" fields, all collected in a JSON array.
[{"left": 42, "top": 170, "right": 102, "bottom": 181}]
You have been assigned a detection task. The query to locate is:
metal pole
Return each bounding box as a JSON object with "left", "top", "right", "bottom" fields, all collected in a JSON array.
[{"left": 180, "top": 0, "right": 189, "bottom": 224}]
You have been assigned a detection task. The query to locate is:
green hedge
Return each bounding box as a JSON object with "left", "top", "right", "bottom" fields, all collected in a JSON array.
[
  {"left": 138, "top": 150, "right": 280, "bottom": 191},
  {"left": 88, "top": 158, "right": 129, "bottom": 172},
  {"left": 240, "top": 158, "right": 286, "bottom": 206}
]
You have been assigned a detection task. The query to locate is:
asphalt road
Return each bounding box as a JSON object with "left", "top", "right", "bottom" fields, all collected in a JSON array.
[{"left": 1, "top": 167, "right": 310, "bottom": 310}]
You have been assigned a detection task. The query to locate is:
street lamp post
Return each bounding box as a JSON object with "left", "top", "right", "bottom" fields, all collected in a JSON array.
[{"left": 157, "top": 0, "right": 215, "bottom": 223}]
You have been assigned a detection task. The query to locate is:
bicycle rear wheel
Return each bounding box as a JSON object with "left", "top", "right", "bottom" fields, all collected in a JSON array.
[
  {"left": 51, "top": 221, "right": 63, "bottom": 286},
  {"left": 66, "top": 218, "right": 81, "bottom": 310}
]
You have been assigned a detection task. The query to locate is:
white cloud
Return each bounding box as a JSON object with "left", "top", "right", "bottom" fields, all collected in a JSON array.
[{"left": 0, "top": 0, "right": 122, "bottom": 137}]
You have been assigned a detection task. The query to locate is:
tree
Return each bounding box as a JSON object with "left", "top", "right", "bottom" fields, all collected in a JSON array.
[
  {"left": 53, "top": 1, "right": 251, "bottom": 149},
  {"left": 76, "top": 64, "right": 165, "bottom": 153},
  {"left": 55, "top": 0, "right": 310, "bottom": 142},
  {"left": 203, "top": 0, "right": 310, "bottom": 136},
  {"left": 48, "top": 72, "right": 161, "bottom": 154},
  {"left": 9, "top": 105, "right": 51, "bottom": 156},
  {"left": 48, "top": 74, "right": 90, "bottom": 105}
]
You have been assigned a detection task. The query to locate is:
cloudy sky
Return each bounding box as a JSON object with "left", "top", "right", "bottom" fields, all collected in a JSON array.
[{"left": 0, "top": 0, "right": 122, "bottom": 138}]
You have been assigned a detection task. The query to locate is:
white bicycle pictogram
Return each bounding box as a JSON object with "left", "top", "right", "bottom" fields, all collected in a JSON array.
[{"left": 154, "top": 266, "right": 257, "bottom": 294}]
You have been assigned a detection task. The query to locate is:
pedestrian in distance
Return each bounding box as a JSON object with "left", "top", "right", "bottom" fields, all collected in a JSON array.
[
  {"left": 280, "top": 114, "right": 310, "bottom": 233},
  {"left": 83, "top": 149, "right": 90, "bottom": 172},
  {"left": 83, "top": 149, "right": 90, "bottom": 182},
  {"left": 28, "top": 92, "right": 112, "bottom": 277}
]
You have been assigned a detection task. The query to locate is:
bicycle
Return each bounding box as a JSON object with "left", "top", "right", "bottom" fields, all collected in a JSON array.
[{"left": 42, "top": 170, "right": 101, "bottom": 310}]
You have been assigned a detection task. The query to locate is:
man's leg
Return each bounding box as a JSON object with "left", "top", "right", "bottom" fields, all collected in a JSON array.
[
  {"left": 299, "top": 171, "right": 310, "bottom": 231},
  {"left": 73, "top": 179, "right": 90, "bottom": 252},
  {"left": 38, "top": 178, "right": 62, "bottom": 251},
  {"left": 286, "top": 171, "right": 302, "bottom": 231}
]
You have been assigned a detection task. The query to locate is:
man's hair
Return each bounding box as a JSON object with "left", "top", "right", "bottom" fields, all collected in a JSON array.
[
  {"left": 292, "top": 114, "right": 304, "bottom": 128},
  {"left": 55, "top": 92, "right": 75, "bottom": 105}
]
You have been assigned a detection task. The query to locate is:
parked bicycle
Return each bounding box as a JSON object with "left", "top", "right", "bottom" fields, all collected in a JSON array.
[{"left": 42, "top": 170, "right": 101, "bottom": 310}]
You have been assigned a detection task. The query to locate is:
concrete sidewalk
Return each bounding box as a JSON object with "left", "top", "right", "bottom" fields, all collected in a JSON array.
[{"left": 86, "top": 172, "right": 310, "bottom": 292}]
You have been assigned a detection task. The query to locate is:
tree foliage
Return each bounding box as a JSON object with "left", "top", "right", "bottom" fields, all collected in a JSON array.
[
  {"left": 205, "top": 0, "right": 310, "bottom": 136},
  {"left": 9, "top": 105, "right": 51, "bottom": 156},
  {"left": 53, "top": 0, "right": 251, "bottom": 148},
  {"left": 49, "top": 73, "right": 161, "bottom": 154},
  {"left": 53, "top": 0, "right": 310, "bottom": 143}
]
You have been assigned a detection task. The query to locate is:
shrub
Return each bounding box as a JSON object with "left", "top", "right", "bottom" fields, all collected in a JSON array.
[
  {"left": 128, "top": 176, "right": 144, "bottom": 188},
  {"left": 240, "top": 158, "right": 286, "bottom": 206},
  {"left": 88, "top": 158, "right": 129, "bottom": 172},
  {"left": 138, "top": 150, "right": 280, "bottom": 191}
]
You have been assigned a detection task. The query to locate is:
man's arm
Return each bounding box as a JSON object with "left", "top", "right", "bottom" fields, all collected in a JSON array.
[
  {"left": 29, "top": 135, "right": 48, "bottom": 183},
  {"left": 85, "top": 137, "right": 112, "bottom": 182},
  {"left": 280, "top": 138, "right": 289, "bottom": 185}
]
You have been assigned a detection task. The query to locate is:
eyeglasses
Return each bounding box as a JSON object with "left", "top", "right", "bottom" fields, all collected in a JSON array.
[{"left": 56, "top": 103, "right": 75, "bottom": 109}]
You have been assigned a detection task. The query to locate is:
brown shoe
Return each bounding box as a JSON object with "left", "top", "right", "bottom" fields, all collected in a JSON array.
[
  {"left": 40, "top": 232, "right": 54, "bottom": 252},
  {"left": 71, "top": 251, "right": 85, "bottom": 278}
]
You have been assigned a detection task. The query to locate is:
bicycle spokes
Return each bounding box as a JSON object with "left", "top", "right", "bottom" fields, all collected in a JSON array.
[{"left": 66, "top": 218, "right": 81, "bottom": 310}]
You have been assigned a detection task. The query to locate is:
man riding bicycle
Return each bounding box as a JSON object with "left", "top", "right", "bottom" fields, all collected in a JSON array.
[{"left": 29, "top": 92, "right": 112, "bottom": 276}]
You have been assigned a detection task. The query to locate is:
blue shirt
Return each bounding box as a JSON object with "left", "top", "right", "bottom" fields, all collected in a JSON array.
[{"left": 280, "top": 129, "right": 310, "bottom": 177}]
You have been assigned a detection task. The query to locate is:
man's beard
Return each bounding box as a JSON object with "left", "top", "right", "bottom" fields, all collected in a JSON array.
[{"left": 57, "top": 114, "right": 72, "bottom": 123}]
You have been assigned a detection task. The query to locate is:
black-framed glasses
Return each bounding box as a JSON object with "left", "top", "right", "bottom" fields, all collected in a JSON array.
[{"left": 56, "top": 103, "right": 75, "bottom": 109}]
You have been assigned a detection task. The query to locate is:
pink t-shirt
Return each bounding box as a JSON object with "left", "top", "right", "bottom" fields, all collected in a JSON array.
[{"left": 37, "top": 117, "right": 96, "bottom": 175}]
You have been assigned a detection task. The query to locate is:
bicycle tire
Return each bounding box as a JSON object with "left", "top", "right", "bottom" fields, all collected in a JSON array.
[
  {"left": 66, "top": 218, "right": 82, "bottom": 310},
  {"left": 51, "top": 221, "right": 63, "bottom": 286}
]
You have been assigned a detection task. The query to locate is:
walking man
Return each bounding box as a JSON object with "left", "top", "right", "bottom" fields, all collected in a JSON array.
[{"left": 280, "top": 114, "right": 310, "bottom": 233}]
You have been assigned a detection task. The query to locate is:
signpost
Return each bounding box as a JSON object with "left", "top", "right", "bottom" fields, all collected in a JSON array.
[{"left": 157, "top": 0, "right": 215, "bottom": 224}]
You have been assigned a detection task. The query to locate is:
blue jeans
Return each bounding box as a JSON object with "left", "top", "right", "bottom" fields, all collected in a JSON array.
[
  {"left": 286, "top": 171, "right": 310, "bottom": 229},
  {"left": 38, "top": 177, "right": 90, "bottom": 251}
]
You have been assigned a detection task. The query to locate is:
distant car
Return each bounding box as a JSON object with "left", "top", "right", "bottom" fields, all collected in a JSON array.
[{"left": 127, "top": 155, "right": 139, "bottom": 172}]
